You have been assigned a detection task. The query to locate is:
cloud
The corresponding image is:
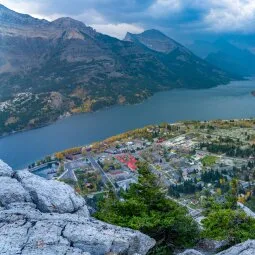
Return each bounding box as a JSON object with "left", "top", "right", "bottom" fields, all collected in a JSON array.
[
  {"left": 1, "top": 0, "right": 45, "bottom": 18},
  {"left": 1, "top": 0, "right": 255, "bottom": 40},
  {"left": 92, "top": 23, "right": 144, "bottom": 39},
  {"left": 147, "top": 0, "right": 183, "bottom": 17},
  {"left": 203, "top": 0, "right": 255, "bottom": 33}
]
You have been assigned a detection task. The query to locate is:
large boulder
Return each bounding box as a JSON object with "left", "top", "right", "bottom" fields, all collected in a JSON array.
[
  {"left": 15, "top": 170, "right": 86, "bottom": 213},
  {"left": 0, "top": 160, "right": 155, "bottom": 255},
  {"left": 217, "top": 240, "right": 255, "bottom": 255},
  {"left": 0, "top": 176, "right": 31, "bottom": 206},
  {"left": 0, "top": 159, "right": 14, "bottom": 177}
]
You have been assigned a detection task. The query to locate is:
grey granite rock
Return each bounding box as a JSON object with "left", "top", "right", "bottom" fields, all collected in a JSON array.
[
  {"left": 178, "top": 240, "right": 255, "bottom": 255},
  {"left": 0, "top": 159, "right": 14, "bottom": 177},
  {"left": 178, "top": 250, "right": 203, "bottom": 255},
  {"left": 0, "top": 161, "right": 155, "bottom": 255},
  {"left": 0, "top": 176, "right": 31, "bottom": 206},
  {"left": 217, "top": 240, "right": 255, "bottom": 255},
  {"left": 16, "top": 170, "right": 85, "bottom": 213},
  {"left": 195, "top": 239, "right": 229, "bottom": 254}
]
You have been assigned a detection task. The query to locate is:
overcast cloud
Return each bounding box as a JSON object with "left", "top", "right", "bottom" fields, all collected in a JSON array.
[{"left": 1, "top": 0, "right": 255, "bottom": 40}]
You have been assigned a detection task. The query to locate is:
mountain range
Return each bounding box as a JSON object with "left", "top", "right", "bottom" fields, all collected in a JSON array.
[
  {"left": 0, "top": 4, "right": 233, "bottom": 135},
  {"left": 189, "top": 39, "right": 255, "bottom": 76}
]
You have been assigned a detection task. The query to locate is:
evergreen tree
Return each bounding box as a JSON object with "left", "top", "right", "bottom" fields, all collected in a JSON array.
[{"left": 95, "top": 162, "right": 199, "bottom": 252}]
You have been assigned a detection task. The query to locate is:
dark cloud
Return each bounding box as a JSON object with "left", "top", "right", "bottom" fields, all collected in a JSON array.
[{"left": 2, "top": 0, "right": 255, "bottom": 41}]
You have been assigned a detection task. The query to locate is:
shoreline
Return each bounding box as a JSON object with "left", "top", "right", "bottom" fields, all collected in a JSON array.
[
  {"left": 16, "top": 117, "right": 255, "bottom": 171},
  {"left": 0, "top": 80, "right": 241, "bottom": 140},
  {"left": 1, "top": 77, "right": 255, "bottom": 170}
]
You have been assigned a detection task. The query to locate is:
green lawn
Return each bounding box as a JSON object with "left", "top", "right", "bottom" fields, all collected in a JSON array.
[{"left": 201, "top": 155, "right": 218, "bottom": 167}]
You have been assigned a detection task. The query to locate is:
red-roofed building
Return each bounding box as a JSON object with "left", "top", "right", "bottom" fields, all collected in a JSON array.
[{"left": 115, "top": 154, "right": 137, "bottom": 171}]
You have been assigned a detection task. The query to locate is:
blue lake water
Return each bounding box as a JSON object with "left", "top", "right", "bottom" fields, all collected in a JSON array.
[{"left": 1, "top": 78, "right": 255, "bottom": 169}]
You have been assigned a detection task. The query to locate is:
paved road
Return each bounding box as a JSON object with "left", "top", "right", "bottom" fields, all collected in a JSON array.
[
  {"left": 57, "top": 161, "right": 77, "bottom": 181},
  {"left": 87, "top": 156, "right": 117, "bottom": 191}
]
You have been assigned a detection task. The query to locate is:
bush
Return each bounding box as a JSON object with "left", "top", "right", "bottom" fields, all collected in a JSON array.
[
  {"left": 94, "top": 162, "right": 199, "bottom": 252},
  {"left": 202, "top": 209, "right": 255, "bottom": 244}
]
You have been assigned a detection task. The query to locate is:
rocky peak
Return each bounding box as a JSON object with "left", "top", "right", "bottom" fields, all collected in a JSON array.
[
  {"left": 0, "top": 159, "right": 155, "bottom": 255},
  {"left": 124, "top": 29, "right": 187, "bottom": 54},
  {"left": 0, "top": 4, "right": 48, "bottom": 26},
  {"left": 138, "top": 29, "right": 170, "bottom": 40},
  {"left": 52, "top": 17, "right": 85, "bottom": 29},
  {"left": 51, "top": 17, "right": 97, "bottom": 38}
]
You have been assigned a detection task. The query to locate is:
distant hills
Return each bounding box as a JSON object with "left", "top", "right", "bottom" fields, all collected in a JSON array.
[
  {"left": 189, "top": 38, "right": 255, "bottom": 77},
  {"left": 0, "top": 4, "right": 233, "bottom": 135}
]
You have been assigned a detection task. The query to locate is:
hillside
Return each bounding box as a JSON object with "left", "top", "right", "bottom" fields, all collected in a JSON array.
[
  {"left": 125, "top": 30, "right": 232, "bottom": 88},
  {"left": 189, "top": 39, "right": 255, "bottom": 76},
  {"left": 0, "top": 4, "right": 233, "bottom": 136}
]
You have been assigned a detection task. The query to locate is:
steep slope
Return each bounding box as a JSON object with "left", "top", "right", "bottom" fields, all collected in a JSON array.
[
  {"left": 0, "top": 160, "right": 155, "bottom": 254},
  {"left": 187, "top": 40, "right": 219, "bottom": 59},
  {"left": 189, "top": 39, "right": 255, "bottom": 76},
  {"left": 0, "top": 4, "right": 233, "bottom": 136},
  {"left": 206, "top": 39, "right": 255, "bottom": 76},
  {"left": 125, "top": 30, "right": 232, "bottom": 88},
  {"left": 124, "top": 29, "right": 188, "bottom": 54}
]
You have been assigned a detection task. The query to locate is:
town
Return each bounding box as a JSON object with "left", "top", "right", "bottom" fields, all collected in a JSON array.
[{"left": 28, "top": 119, "right": 255, "bottom": 217}]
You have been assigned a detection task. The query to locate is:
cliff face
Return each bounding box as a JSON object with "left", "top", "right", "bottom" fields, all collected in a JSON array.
[{"left": 0, "top": 160, "right": 155, "bottom": 255}]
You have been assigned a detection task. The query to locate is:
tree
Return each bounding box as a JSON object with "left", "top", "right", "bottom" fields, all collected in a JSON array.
[
  {"left": 202, "top": 209, "right": 255, "bottom": 245},
  {"left": 225, "top": 179, "right": 238, "bottom": 209},
  {"left": 95, "top": 162, "right": 199, "bottom": 252}
]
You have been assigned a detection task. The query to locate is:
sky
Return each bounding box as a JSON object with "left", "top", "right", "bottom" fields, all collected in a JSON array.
[{"left": 1, "top": 0, "right": 255, "bottom": 42}]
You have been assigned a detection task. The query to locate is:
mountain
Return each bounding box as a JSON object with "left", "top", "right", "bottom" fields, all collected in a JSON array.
[
  {"left": 189, "top": 39, "right": 255, "bottom": 76},
  {"left": 124, "top": 30, "right": 235, "bottom": 86},
  {"left": 124, "top": 29, "right": 188, "bottom": 54},
  {"left": 0, "top": 4, "right": 233, "bottom": 136},
  {"left": 187, "top": 40, "right": 219, "bottom": 59}
]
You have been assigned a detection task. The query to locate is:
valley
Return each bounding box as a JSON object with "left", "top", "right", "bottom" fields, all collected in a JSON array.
[
  {"left": 1, "top": 78, "right": 255, "bottom": 170},
  {"left": 1, "top": 1, "right": 255, "bottom": 254},
  {"left": 0, "top": 4, "right": 233, "bottom": 136},
  {"left": 29, "top": 119, "right": 255, "bottom": 244}
]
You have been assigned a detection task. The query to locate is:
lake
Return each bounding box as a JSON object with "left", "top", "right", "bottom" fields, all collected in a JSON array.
[{"left": 1, "top": 78, "right": 255, "bottom": 169}]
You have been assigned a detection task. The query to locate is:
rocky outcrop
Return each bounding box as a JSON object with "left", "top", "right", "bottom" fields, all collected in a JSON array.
[
  {"left": 217, "top": 240, "right": 255, "bottom": 255},
  {"left": 178, "top": 250, "right": 203, "bottom": 255},
  {"left": 16, "top": 170, "right": 86, "bottom": 214},
  {"left": 0, "top": 160, "right": 155, "bottom": 255},
  {"left": 0, "top": 160, "right": 13, "bottom": 177},
  {"left": 178, "top": 240, "right": 255, "bottom": 255}
]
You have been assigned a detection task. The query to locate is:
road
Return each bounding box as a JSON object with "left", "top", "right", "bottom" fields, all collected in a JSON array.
[
  {"left": 87, "top": 156, "right": 117, "bottom": 192},
  {"left": 58, "top": 162, "right": 78, "bottom": 182}
]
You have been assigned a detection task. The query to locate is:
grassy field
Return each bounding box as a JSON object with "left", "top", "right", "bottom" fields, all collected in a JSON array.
[{"left": 201, "top": 155, "right": 218, "bottom": 167}]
